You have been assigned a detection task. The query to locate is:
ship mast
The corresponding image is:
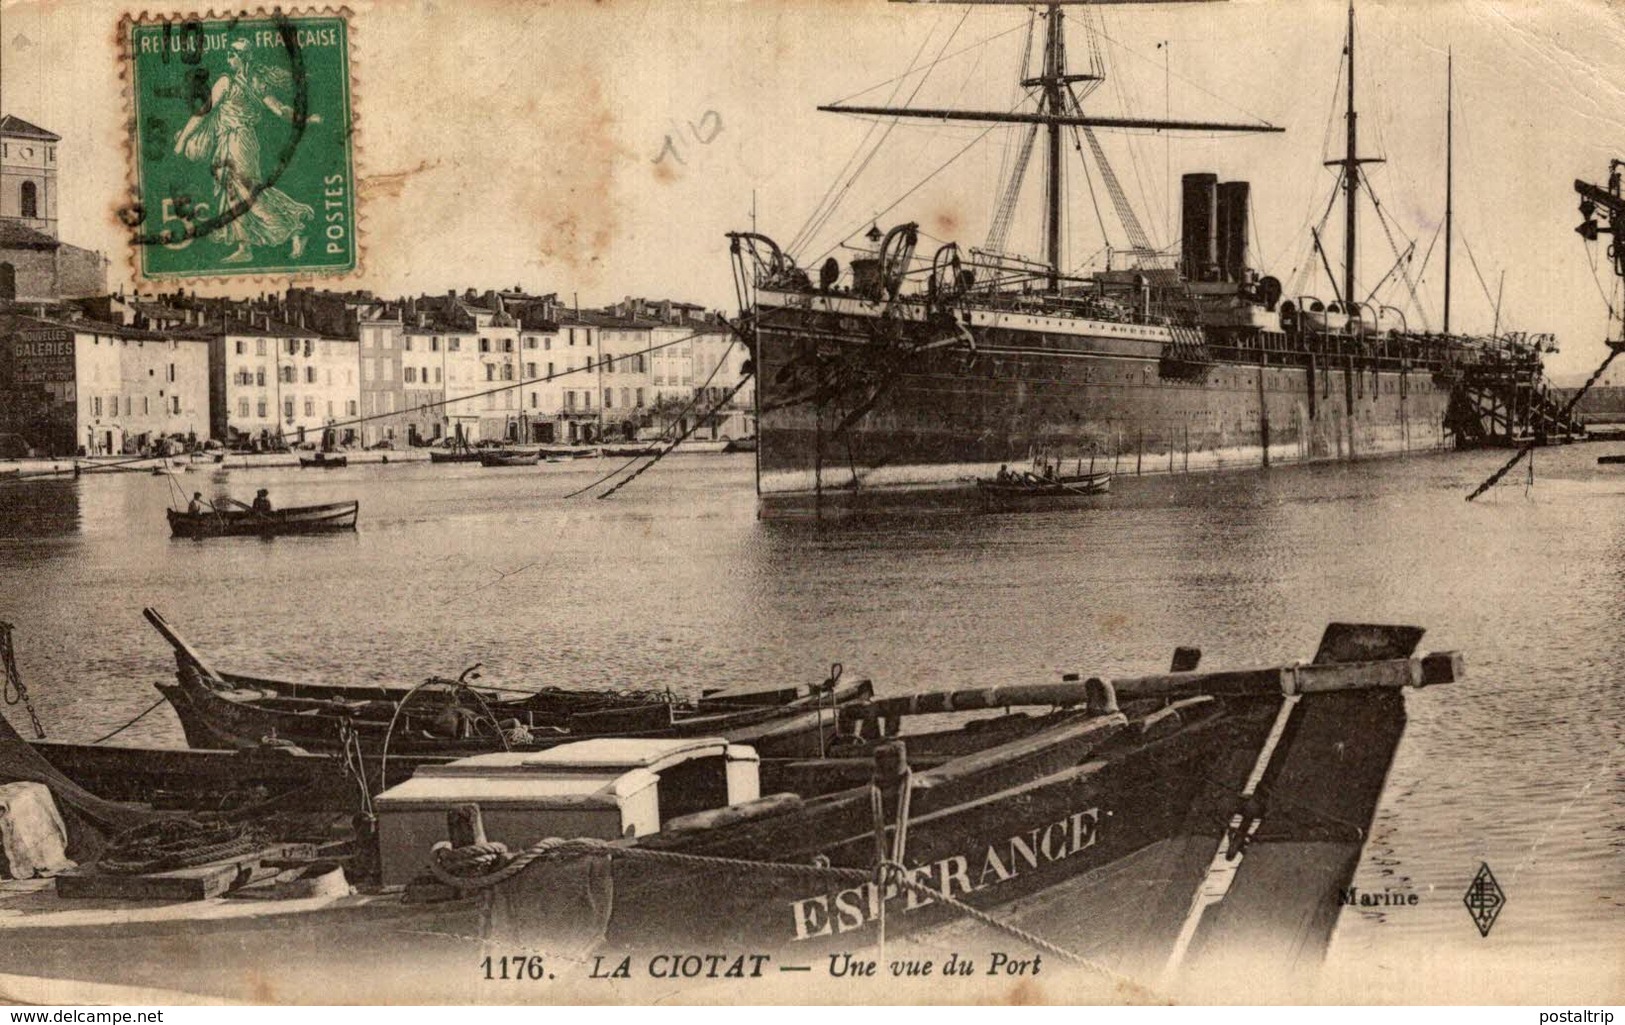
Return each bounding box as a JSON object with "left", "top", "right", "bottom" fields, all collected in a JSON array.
[
  {"left": 1328, "top": 0, "right": 1381, "bottom": 313},
  {"left": 1043, "top": 8, "right": 1066, "bottom": 290},
  {"left": 1444, "top": 49, "right": 1453, "bottom": 335},
  {"left": 820, "top": 0, "right": 1282, "bottom": 294}
]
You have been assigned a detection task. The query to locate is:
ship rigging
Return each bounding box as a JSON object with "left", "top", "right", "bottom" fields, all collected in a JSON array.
[{"left": 818, "top": 1, "right": 1282, "bottom": 291}]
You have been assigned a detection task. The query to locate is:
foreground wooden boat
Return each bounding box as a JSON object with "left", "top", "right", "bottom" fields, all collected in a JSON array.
[
  {"left": 158, "top": 662, "right": 868, "bottom": 761},
  {"left": 462, "top": 624, "right": 1455, "bottom": 968},
  {"left": 0, "top": 623, "right": 1458, "bottom": 1001},
  {"left": 142, "top": 608, "right": 849, "bottom": 719},
  {"left": 142, "top": 608, "right": 869, "bottom": 760},
  {"left": 166, "top": 500, "right": 359, "bottom": 538},
  {"left": 28, "top": 737, "right": 449, "bottom": 811}
]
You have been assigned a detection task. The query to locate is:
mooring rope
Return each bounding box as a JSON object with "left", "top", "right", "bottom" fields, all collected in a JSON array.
[
  {"left": 595, "top": 377, "right": 753, "bottom": 501},
  {"left": 88, "top": 696, "right": 168, "bottom": 744},
  {"left": 1466, "top": 347, "right": 1620, "bottom": 501},
  {"left": 426, "top": 832, "right": 1150, "bottom": 993}
]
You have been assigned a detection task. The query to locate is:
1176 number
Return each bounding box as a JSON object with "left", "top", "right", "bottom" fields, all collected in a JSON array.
[{"left": 481, "top": 954, "right": 549, "bottom": 981}]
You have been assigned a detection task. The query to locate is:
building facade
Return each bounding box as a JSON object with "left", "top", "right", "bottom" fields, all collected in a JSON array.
[
  {"left": 0, "top": 277, "right": 744, "bottom": 456},
  {"left": 517, "top": 322, "right": 565, "bottom": 442},
  {"left": 213, "top": 317, "right": 357, "bottom": 447},
  {"left": 0, "top": 314, "right": 209, "bottom": 455},
  {"left": 358, "top": 311, "right": 405, "bottom": 447},
  {"left": 396, "top": 326, "right": 448, "bottom": 445},
  {"left": 585, "top": 314, "right": 655, "bottom": 442},
  {"left": 411, "top": 292, "right": 521, "bottom": 443},
  {"left": 642, "top": 307, "right": 752, "bottom": 441}
]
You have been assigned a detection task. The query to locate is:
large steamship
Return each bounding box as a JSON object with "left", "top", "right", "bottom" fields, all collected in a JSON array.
[{"left": 731, "top": 1, "right": 1579, "bottom": 516}]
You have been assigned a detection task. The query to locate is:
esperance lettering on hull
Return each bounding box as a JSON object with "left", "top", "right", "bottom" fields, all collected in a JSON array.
[{"left": 789, "top": 809, "right": 1101, "bottom": 941}]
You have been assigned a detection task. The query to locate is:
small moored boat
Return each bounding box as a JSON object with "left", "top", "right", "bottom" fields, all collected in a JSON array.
[
  {"left": 429, "top": 437, "right": 481, "bottom": 463},
  {"left": 298, "top": 451, "right": 348, "bottom": 469},
  {"left": 478, "top": 449, "right": 541, "bottom": 467},
  {"left": 166, "top": 500, "right": 359, "bottom": 538},
  {"left": 977, "top": 470, "right": 1112, "bottom": 505}
]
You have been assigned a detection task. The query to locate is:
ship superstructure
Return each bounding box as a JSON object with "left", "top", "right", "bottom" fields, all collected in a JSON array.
[{"left": 731, "top": 1, "right": 1581, "bottom": 515}]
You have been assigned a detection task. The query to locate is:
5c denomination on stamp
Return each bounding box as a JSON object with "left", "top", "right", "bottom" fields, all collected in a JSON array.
[{"left": 121, "top": 10, "right": 357, "bottom": 280}]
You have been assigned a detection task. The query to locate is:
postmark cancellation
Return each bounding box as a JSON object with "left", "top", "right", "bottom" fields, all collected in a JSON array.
[{"left": 118, "top": 8, "right": 357, "bottom": 281}]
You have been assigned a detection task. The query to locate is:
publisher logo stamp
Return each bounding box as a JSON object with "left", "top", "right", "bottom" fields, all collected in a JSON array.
[{"left": 1463, "top": 862, "right": 1505, "bottom": 937}]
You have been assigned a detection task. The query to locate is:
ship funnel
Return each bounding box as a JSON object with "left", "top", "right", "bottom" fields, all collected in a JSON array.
[
  {"left": 1180, "top": 173, "right": 1219, "bottom": 282},
  {"left": 1217, "top": 181, "right": 1251, "bottom": 282},
  {"left": 851, "top": 259, "right": 882, "bottom": 301}
]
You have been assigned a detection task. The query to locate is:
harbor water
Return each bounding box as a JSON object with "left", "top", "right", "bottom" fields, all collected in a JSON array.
[{"left": 0, "top": 448, "right": 1619, "bottom": 1000}]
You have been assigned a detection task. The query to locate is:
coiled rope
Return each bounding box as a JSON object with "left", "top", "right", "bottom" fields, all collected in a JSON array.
[
  {"left": 97, "top": 818, "right": 267, "bottom": 875},
  {"left": 0, "top": 621, "right": 45, "bottom": 739}
]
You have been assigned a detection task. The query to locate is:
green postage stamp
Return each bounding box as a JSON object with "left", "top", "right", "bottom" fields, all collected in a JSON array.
[{"left": 122, "top": 12, "right": 357, "bottom": 280}]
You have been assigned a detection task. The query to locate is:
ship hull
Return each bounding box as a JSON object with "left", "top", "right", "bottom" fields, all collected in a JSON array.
[{"left": 753, "top": 293, "right": 1453, "bottom": 515}]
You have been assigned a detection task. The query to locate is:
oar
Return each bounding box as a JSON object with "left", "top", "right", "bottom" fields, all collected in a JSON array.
[
  {"left": 141, "top": 607, "right": 224, "bottom": 681},
  {"left": 841, "top": 651, "right": 1462, "bottom": 723},
  {"left": 1051, "top": 476, "right": 1107, "bottom": 497}
]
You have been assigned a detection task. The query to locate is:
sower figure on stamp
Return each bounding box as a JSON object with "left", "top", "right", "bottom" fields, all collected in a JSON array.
[{"left": 172, "top": 38, "right": 321, "bottom": 264}]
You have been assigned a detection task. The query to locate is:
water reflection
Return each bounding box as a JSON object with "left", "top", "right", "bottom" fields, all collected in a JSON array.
[{"left": 0, "top": 478, "right": 81, "bottom": 540}]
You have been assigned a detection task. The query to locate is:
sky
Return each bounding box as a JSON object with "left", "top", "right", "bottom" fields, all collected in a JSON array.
[{"left": 4, "top": 0, "right": 1625, "bottom": 379}]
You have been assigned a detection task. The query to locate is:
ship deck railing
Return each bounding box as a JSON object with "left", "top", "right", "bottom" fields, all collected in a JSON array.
[{"left": 1205, "top": 338, "right": 1541, "bottom": 378}]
